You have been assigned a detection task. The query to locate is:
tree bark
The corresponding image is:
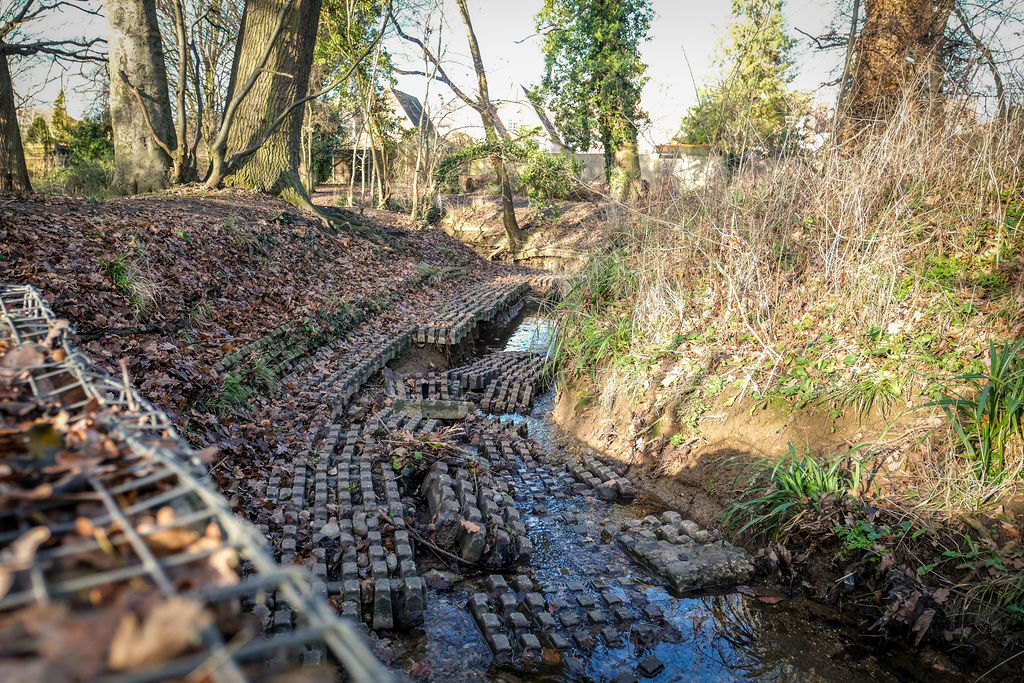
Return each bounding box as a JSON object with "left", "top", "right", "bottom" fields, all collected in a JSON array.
[
  {"left": 454, "top": 0, "right": 525, "bottom": 248},
  {"left": 105, "top": 0, "right": 176, "bottom": 194},
  {"left": 170, "top": 0, "right": 190, "bottom": 180},
  {"left": 845, "top": 0, "right": 949, "bottom": 129},
  {"left": 614, "top": 134, "right": 642, "bottom": 202},
  {"left": 220, "top": 0, "right": 322, "bottom": 204},
  {"left": 0, "top": 50, "right": 31, "bottom": 193}
]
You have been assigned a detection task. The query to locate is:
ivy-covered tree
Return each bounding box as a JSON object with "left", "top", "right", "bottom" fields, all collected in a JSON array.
[
  {"left": 534, "top": 0, "right": 653, "bottom": 201},
  {"left": 679, "top": 0, "right": 808, "bottom": 156}
]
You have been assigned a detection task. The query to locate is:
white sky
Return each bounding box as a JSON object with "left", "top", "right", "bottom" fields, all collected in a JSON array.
[
  {"left": 12, "top": 0, "right": 844, "bottom": 146},
  {"left": 390, "top": 0, "right": 843, "bottom": 148}
]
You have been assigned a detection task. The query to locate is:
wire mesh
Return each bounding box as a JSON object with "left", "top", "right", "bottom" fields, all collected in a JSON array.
[{"left": 0, "top": 284, "right": 393, "bottom": 682}]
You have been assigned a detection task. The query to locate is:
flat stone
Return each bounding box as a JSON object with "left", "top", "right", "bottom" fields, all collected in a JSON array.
[
  {"left": 498, "top": 592, "right": 518, "bottom": 615},
  {"left": 486, "top": 575, "right": 508, "bottom": 593},
  {"left": 534, "top": 612, "right": 557, "bottom": 631},
  {"left": 512, "top": 575, "right": 534, "bottom": 593},
  {"left": 549, "top": 632, "right": 571, "bottom": 650},
  {"left": 523, "top": 592, "right": 546, "bottom": 613},
  {"left": 519, "top": 633, "right": 541, "bottom": 650},
  {"left": 467, "top": 593, "right": 489, "bottom": 617},
  {"left": 479, "top": 612, "right": 501, "bottom": 634},
  {"left": 612, "top": 605, "right": 634, "bottom": 623},
  {"left": 576, "top": 594, "right": 596, "bottom": 609},
  {"left": 637, "top": 654, "right": 665, "bottom": 677},
  {"left": 642, "top": 603, "right": 663, "bottom": 620},
  {"left": 559, "top": 612, "right": 581, "bottom": 628},
  {"left": 601, "top": 589, "right": 623, "bottom": 606},
  {"left": 488, "top": 633, "right": 512, "bottom": 665},
  {"left": 586, "top": 609, "right": 608, "bottom": 624},
  {"left": 508, "top": 612, "right": 529, "bottom": 631}
]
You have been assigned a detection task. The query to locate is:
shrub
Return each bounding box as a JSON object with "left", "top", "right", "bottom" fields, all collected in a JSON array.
[{"left": 518, "top": 145, "right": 582, "bottom": 208}]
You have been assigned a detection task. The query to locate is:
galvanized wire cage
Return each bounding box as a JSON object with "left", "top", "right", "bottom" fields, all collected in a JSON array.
[{"left": 0, "top": 284, "right": 393, "bottom": 682}]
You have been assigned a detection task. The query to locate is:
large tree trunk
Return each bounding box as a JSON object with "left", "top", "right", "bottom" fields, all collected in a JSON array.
[
  {"left": 0, "top": 51, "right": 31, "bottom": 193},
  {"left": 105, "top": 0, "right": 175, "bottom": 194},
  {"left": 845, "top": 0, "right": 950, "bottom": 129},
  {"left": 220, "top": 0, "right": 322, "bottom": 203},
  {"left": 454, "top": 0, "right": 525, "bottom": 249}
]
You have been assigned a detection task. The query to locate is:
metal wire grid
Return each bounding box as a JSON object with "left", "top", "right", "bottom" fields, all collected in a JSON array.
[{"left": 0, "top": 284, "right": 393, "bottom": 683}]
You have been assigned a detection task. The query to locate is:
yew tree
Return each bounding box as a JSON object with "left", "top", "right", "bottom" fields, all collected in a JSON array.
[{"left": 534, "top": 0, "right": 653, "bottom": 201}]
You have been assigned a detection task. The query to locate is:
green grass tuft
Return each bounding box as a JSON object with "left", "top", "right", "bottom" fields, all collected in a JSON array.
[{"left": 723, "top": 443, "right": 862, "bottom": 540}]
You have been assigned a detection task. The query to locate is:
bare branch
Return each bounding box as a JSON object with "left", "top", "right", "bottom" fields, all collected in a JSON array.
[
  {"left": 119, "top": 69, "right": 176, "bottom": 159},
  {"left": 389, "top": 5, "right": 481, "bottom": 112}
]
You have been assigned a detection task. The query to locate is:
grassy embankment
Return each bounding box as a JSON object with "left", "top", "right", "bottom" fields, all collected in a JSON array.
[{"left": 551, "top": 100, "right": 1024, "bottom": 653}]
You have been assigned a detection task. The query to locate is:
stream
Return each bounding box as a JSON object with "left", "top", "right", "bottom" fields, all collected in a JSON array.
[{"left": 385, "top": 308, "right": 932, "bottom": 682}]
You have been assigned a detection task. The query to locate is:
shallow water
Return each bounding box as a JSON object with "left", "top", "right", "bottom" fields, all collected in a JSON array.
[{"left": 391, "top": 308, "right": 928, "bottom": 682}]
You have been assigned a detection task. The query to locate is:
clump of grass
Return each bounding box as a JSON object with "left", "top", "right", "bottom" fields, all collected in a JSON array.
[
  {"left": 249, "top": 357, "right": 278, "bottom": 391},
  {"left": 828, "top": 369, "right": 906, "bottom": 418},
  {"left": 210, "top": 374, "right": 253, "bottom": 415},
  {"left": 552, "top": 249, "right": 637, "bottom": 381},
  {"left": 723, "top": 443, "right": 862, "bottom": 540},
  {"left": 932, "top": 340, "right": 1024, "bottom": 483},
  {"left": 100, "top": 254, "right": 159, "bottom": 315}
]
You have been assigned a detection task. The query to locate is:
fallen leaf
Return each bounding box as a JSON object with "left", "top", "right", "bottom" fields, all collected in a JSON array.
[
  {"left": 0, "top": 526, "right": 51, "bottom": 599},
  {"left": 756, "top": 596, "right": 784, "bottom": 604},
  {"left": 410, "top": 659, "right": 433, "bottom": 679},
  {"left": 108, "top": 597, "right": 213, "bottom": 670}
]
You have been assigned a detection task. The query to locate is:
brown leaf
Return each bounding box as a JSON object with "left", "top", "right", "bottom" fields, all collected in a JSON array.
[
  {"left": 541, "top": 648, "right": 561, "bottom": 664},
  {"left": 0, "top": 526, "right": 51, "bottom": 599},
  {"left": 410, "top": 660, "right": 433, "bottom": 679},
  {"left": 756, "top": 595, "right": 784, "bottom": 604},
  {"left": 461, "top": 519, "right": 481, "bottom": 534},
  {"left": 0, "top": 344, "right": 46, "bottom": 380},
  {"left": 911, "top": 608, "right": 936, "bottom": 646},
  {"left": 108, "top": 597, "right": 212, "bottom": 670}
]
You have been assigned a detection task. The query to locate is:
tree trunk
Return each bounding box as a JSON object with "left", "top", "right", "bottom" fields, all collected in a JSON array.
[
  {"left": 454, "top": 0, "right": 525, "bottom": 248},
  {"left": 220, "top": 0, "right": 322, "bottom": 204},
  {"left": 845, "top": 0, "right": 948, "bottom": 129},
  {"left": 614, "top": 135, "right": 642, "bottom": 202},
  {"left": 0, "top": 51, "right": 31, "bottom": 193},
  {"left": 170, "top": 0, "right": 190, "bottom": 181},
  {"left": 105, "top": 0, "right": 176, "bottom": 194}
]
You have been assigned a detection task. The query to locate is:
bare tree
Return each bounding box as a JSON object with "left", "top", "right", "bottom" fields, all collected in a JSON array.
[{"left": 392, "top": 1, "right": 526, "bottom": 248}]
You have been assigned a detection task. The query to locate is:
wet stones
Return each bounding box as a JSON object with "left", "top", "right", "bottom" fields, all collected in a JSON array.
[
  {"left": 414, "top": 282, "right": 529, "bottom": 346},
  {"left": 637, "top": 654, "right": 665, "bottom": 678},
  {"left": 419, "top": 459, "right": 524, "bottom": 568},
  {"left": 611, "top": 514, "right": 754, "bottom": 592},
  {"left": 567, "top": 453, "right": 635, "bottom": 503}
]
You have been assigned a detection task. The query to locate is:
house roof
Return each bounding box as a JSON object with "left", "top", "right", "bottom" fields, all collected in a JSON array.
[{"left": 389, "top": 88, "right": 436, "bottom": 138}]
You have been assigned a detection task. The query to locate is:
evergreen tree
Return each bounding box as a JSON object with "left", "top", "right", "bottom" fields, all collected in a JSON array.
[
  {"left": 52, "top": 90, "right": 77, "bottom": 148},
  {"left": 534, "top": 0, "right": 653, "bottom": 200},
  {"left": 679, "top": 0, "right": 808, "bottom": 155}
]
